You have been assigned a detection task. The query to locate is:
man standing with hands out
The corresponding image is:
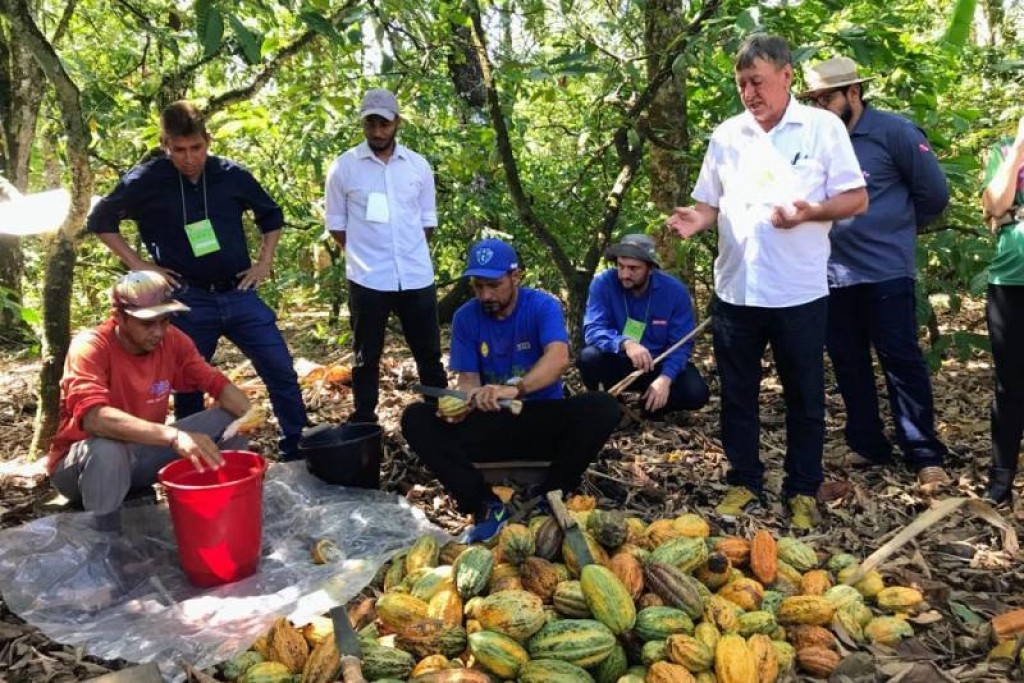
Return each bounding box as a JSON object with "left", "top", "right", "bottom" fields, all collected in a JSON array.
[
  {"left": 799, "top": 56, "right": 951, "bottom": 492},
  {"left": 325, "top": 89, "right": 447, "bottom": 424},
  {"left": 666, "top": 35, "right": 868, "bottom": 529}
]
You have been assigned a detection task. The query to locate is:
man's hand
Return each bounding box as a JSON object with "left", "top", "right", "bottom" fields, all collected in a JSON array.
[
  {"left": 623, "top": 340, "right": 653, "bottom": 372},
  {"left": 173, "top": 430, "right": 225, "bottom": 472},
  {"left": 770, "top": 200, "right": 816, "bottom": 228},
  {"left": 468, "top": 384, "right": 518, "bottom": 412},
  {"left": 666, "top": 207, "right": 705, "bottom": 239},
  {"left": 237, "top": 260, "right": 272, "bottom": 290},
  {"left": 643, "top": 375, "right": 671, "bottom": 412}
]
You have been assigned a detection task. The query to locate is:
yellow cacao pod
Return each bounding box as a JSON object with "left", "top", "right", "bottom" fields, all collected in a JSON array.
[
  {"left": 875, "top": 586, "right": 924, "bottom": 613},
  {"left": 647, "top": 660, "right": 697, "bottom": 683},
  {"left": 438, "top": 395, "right": 468, "bottom": 417},
  {"left": 714, "top": 633, "right": 757, "bottom": 683},
  {"left": 776, "top": 596, "right": 836, "bottom": 626},
  {"left": 748, "top": 633, "right": 779, "bottom": 683}
]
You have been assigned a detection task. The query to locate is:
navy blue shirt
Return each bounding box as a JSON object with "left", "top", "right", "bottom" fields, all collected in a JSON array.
[
  {"left": 582, "top": 268, "right": 696, "bottom": 381},
  {"left": 87, "top": 155, "right": 284, "bottom": 283},
  {"left": 449, "top": 287, "right": 569, "bottom": 400},
  {"left": 828, "top": 106, "right": 949, "bottom": 287}
]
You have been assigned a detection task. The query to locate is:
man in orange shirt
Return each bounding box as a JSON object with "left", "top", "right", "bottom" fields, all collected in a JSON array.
[{"left": 48, "top": 271, "right": 252, "bottom": 530}]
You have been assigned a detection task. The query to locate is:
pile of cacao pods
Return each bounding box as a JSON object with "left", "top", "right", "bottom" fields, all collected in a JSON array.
[{"left": 218, "top": 497, "right": 996, "bottom": 683}]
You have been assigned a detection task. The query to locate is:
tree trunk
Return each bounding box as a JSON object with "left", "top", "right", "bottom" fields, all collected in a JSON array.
[
  {"left": 0, "top": 23, "right": 46, "bottom": 343},
  {"left": 29, "top": 233, "right": 75, "bottom": 456}
]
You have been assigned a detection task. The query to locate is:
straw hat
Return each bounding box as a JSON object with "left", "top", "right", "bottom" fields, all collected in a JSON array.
[{"left": 798, "top": 57, "right": 874, "bottom": 98}]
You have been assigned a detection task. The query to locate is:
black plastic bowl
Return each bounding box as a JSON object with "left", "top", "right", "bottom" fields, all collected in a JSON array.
[{"left": 299, "top": 423, "right": 382, "bottom": 489}]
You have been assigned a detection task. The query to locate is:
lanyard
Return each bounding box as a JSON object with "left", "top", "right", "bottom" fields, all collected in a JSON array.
[
  {"left": 623, "top": 287, "right": 654, "bottom": 325},
  {"left": 179, "top": 171, "right": 209, "bottom": 225}
]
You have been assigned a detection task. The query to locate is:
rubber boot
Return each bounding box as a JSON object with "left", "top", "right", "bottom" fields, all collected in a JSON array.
[{"left": 984, "top": 467, "right": 1016, "bottom": 506}]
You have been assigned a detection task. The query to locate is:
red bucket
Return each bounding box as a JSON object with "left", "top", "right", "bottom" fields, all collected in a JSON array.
[{"left": 157, "top": 450, "right": 267, "bottom": 588}]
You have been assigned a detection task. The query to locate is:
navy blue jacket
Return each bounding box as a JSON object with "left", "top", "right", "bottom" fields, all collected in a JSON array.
[
  {"left": 87, "top": 155, "right": 284, "bottom": 283},
  {"left": 828, "top": 106, "right": 949, "bottom": 287},
  {"left": 583, "top": 268, "right": 696, "bottom": 381}
]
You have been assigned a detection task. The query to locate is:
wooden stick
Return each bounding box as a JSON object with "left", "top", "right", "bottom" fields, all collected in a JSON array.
[
  {"left": 608, "top": 316, "right": 712, "bottom": 397},
  {"left": 843, "top": 497, "right": 968, "bottom": 586}
]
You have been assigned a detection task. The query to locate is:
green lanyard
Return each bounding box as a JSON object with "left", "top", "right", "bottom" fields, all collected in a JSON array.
[{"left": 180, "top": 172, "right": 221, "bottom": 257}]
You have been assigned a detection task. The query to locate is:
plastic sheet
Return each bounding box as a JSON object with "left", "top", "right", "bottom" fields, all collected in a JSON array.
[{"left": 0, "top": 461, "right": 448, "bottom": 681}]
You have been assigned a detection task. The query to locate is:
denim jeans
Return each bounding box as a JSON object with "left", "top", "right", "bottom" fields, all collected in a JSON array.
[
  {"left": 348, "top": 281, "right": 447, "bottom": 424},
  {"left": 577, "top": 346, "right": 710, "bottom": 413},
  {"left": 401, "top": 393, "right": 621, "bottom": 514},
  {"left": 171, "top": 287, "right": 307, "bottom": 459},
  {"left": 826, "top": 278, "right": 946, "bottom": 469},
  {"left": 712, "top": 296, "right": 827, "bottom": 498}
]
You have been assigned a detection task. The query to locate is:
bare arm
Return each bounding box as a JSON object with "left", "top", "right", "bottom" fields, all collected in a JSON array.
[
  {"left": 666, "top": 202, "right": 719, "bottom": 239},
  {"left": 81, "top": 404, "right": 225, "bottom": 470},
  {"left": 982, "top": 117, "right": 1024, "bottom": 218},
  {"left": 215, "top": 383, "right": 251, "bottom": 418},
  {"left": 771, "top": 187, "right": 869, "bottom": 229},
  {"left": 96, "top": 233, "right": 181, "bottom": 286},
  {"left": 238, "top": 229, "right": 281, "bottom": 290}
]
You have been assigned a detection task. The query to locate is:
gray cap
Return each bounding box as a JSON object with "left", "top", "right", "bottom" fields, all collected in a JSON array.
[
  {"left": 605, "top": 233, "right": 660, "bottom": 268},
  {"left": 360, "top": 89, "right": 400, "bottom": 121}
]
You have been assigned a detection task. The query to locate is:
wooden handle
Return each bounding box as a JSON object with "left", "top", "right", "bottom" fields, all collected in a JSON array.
[
  {"left": 545, "top": 489, "right": 577, "bottom": 530},
  {"left": 608, "top": 316, "right": 712, "bottom": 397},
  {"left": 340, "top": 655, "right": 367, "bottom": 683},
  {"left": 500, "top": 399, "right": 524, "bottom": 415}
]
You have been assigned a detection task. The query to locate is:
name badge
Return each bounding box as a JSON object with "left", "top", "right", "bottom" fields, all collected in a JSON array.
[
  {"left": 622, "top": 317, "right": 646, "bottom": 342},
  {"left": 184, "top": 218, "right": 220, "bottom": 256},
  {"left": 366, "top": 192, "right": 390, "bottom": 223}
]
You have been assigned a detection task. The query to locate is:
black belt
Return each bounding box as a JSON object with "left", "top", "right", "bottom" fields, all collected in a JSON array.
[{"left": 183, "top": 276, "right": 238, "bottom": 293}]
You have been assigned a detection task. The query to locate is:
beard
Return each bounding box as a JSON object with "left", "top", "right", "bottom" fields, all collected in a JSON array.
[{"left": 838, "top": 102, "right": 854, "bottom": 125}]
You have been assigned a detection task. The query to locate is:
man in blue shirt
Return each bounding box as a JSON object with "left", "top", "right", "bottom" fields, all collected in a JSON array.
[
  {"left": 799, "top": 57, "right": 951, "bottom": 491},
  {"left": 401, "top": 238, "right": 620, "bottom": 542},
  {"left": 580, "top": 233, "right": 709, "bottom": 415},
  {"left": 87, "top": 101, "right": 307, "bottom": 460}
]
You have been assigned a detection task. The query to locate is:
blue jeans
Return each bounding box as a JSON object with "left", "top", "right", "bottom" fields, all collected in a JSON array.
[
  {"left": 712, "top": 296, "right": 827, "bottom": 498},
  {"left": 171, "top": 287, "right": 307, "bottom": 459},
  {"left": 348, "top": 281, "right": 447, "bottom": 424},
  {"left": 576, "top": 346, "right": 710, "bottom": 413},
  {"left": 826, "top": 278, "right": 946, "bottom": 469}
]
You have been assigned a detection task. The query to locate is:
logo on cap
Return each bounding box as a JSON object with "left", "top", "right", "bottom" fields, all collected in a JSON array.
[{"left": 475, "top": 248, "right": 494, "bottom": 265}]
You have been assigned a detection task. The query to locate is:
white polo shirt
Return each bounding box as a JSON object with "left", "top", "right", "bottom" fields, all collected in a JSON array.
[
  {"left": 693, "top": 98, "right": 865, "bottom": 308},
  {"left": 324, "top": 141, "right": 438, "bottom": 291}
]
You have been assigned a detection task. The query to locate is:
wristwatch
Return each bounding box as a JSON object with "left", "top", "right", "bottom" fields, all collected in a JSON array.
[{"left": 507, "top": 377, "right": 527, "bottom": 398}]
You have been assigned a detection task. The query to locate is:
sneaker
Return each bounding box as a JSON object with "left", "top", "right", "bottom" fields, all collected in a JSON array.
[
  {"left": 787, "top": 495, "right": 821, "bottom": 531},
  {"left": 714, "top": 486, "right": 759, "bottom": 520},
  {"left": 917, "top": 466, "right": 951, "bottom": 494},
  {"left": 462, "top": 500, "right": 510, "bottom": 544}
]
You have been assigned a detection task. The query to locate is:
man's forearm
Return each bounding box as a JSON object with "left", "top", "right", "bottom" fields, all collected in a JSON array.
[
  {"left": 519, "top": 343, "right": 569, "bottom": 394},
  {"left": 813, "top": 187, "right": 868, "bottom": 221},
  {"left": 82, "top": 405, "right": 178, "bottom": 447},
  {"left": 216, "top": 384, "right": 251, "bottom": 418},
  {"left": 96, "top": 233, "right": 151, "bottom": 270},
  {"left": 256, "top": 229, "right": 282, "bottom": 267}
]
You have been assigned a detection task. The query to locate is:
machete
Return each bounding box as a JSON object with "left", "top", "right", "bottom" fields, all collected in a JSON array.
[{"left": 412, "top": 384, "right": 523, "bottom": 415}]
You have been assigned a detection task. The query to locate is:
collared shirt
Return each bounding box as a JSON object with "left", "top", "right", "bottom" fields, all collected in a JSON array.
[
  {"left": 87, "top": 155, "right": 284, "bottom": 284},
  {"left": 582, "top": 268, "right": 696, "bottom": 381},
  {"left": 985, "top": 137, "right": 1024, "bottom": 285},
  {"left": 693, "top": 97, "right": 865, "bottom": 307},
  {"left": 449, "top": 287, "right": 569, "bottom": 400},
  {"left": 47, "top": 319, "right": 230, "bottom": 472},
  {"left": 324, "top": 141, "right": 438, "bottom": 291},
  {"left": 829, "top": 106, "right": 949, "bottom": 287}
]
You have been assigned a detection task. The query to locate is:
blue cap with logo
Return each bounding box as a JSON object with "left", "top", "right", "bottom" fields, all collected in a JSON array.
[{"left": 462, "top": 238, "right": 520, "bottom": 279}]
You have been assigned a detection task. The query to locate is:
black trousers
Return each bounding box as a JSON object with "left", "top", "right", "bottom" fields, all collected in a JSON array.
[
  {"left": 577, "top": 347, "right": 710, "bottom": 413},
  {"left": 401, "top": 393, "right": 621, "bottom": 514},
  {"left": 348, "top": 281, "right": 447, "bottom": 423},
  {"left": 988, "top": 284, "right": 1024, "bottom": 472},
  {"left": 712, "top": 296, "right": 827, "bottom": 498}
]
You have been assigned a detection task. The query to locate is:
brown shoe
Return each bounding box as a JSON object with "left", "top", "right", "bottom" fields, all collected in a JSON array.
[
  {"left": 842, "top": 452, "right": 880, "bottom": 468},
  {"left": 917, "top": 466, "right": 951, "bottom": 494}
]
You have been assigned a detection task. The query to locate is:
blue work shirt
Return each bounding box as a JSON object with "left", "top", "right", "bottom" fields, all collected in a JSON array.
[
  {"left": 828, "top": 106, "right": 949, "bottom": 287},
  {"left": 582, "top": 268, "right": 697, "bottom": 381},
  {"left": 87, "top": 154, "right": 284, "bottom": 284},
  {"left": 449, "top": 287, "right": 569, "bottom": 400}
]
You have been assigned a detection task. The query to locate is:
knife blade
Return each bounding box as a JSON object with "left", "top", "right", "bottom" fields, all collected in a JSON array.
[
  {"left": 330, "top": 605, "right": 367, "bottom": 683},
  {"left": 546, "top": 489, "right": 593, "bottom": 568},
  {"left": 412, "top": 384, "right": 523, "bottom": 415}
]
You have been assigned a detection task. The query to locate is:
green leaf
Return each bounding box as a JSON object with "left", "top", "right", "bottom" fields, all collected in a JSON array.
[
  {"left": 949, "top": 601, "right": 985, "bottom": 627},
  {"left": 734, "top": 7, "right": 760, "bottom": 34},
  {"left": 227, "top": 15, "right": 262, "bottom": 64},
  {"left": 196, "top": 0, "right": 224, "bottom": 59},
  {"left": 300, "top": 10, "right": 341, "bottom": 42},
  {"left": 942, "top": 0, "right": 977, "bottom": 48}
]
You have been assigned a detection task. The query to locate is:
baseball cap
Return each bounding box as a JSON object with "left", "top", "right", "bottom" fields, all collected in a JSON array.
[
  {"left": 605, "top": 233, "right": 660, "bottom": 268},
  {"left": 360, "top": 89, "right": 400, "bottom": 121},
  {"left": 462, "top": 238, "right": 520, "bottom": 279},
  {"left": 111, "top": 271, "right": 190, "bottom": 320}
]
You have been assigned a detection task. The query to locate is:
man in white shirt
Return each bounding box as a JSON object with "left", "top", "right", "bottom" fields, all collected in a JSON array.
[
  {"left": 324, "top": 89, "right": 447, "bottom": 423},
  {"left": 667, "top": 34, "right": 868, "bottom": 529}
]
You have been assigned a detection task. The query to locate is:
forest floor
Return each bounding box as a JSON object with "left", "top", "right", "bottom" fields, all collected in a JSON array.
[{"left": 0, "top": 301, "right": 1021, "bottom": 681}]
